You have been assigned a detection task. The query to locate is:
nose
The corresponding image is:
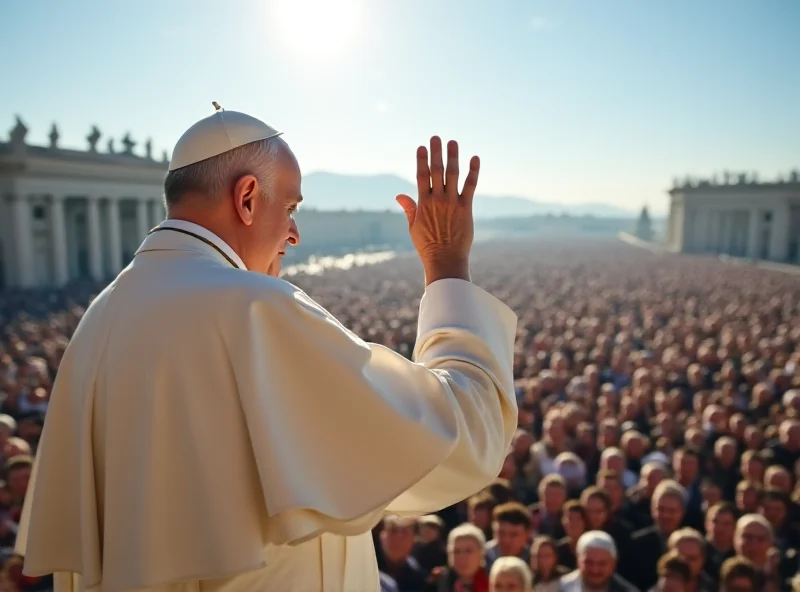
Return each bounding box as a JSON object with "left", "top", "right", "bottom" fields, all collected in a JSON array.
[{"left": 287, "top": 218, "right": 300, "bottom": 246}]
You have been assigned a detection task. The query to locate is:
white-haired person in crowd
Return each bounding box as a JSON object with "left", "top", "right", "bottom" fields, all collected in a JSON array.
[
  {"left": 553, "top": 452, "right": 587, "bottom": 498},
  {"left": 427, "top": 523, "right": 490, "bottom": 592},
  {"left": 558, "top": 531, "right": 637, "bottom": 592},
  {"left": 733, "top": 513, "right": 775, "bottom": 574},
  {"left": 489, "top": 556, "right": 532, "bottom": 592}
]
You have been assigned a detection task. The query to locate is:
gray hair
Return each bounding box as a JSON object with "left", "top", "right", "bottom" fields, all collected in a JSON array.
[
  {"left": 735, "top": 513, "right": 774, "bottom": 543},
  {"left": 489, "top": 556, "right": 532, "bottom": 590},
  {"left": 668, "top": 527, "right": 706, "bottom": 553},
  {"left": 163, "top": 136, "right": 289, "bottom": 207},
  {"left": 577, "top": 530, "right": 617, "bottom": 559},
  {"left": 446, "top": 523, "right": 486, "bottom": 553},
  {"left": 653, "top": 479, "right": 688, "bottom": 507}
]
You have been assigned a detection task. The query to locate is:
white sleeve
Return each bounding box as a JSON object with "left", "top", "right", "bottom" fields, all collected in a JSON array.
[{"left": 235, "top": 278, "right": 518, "bottom": 545}]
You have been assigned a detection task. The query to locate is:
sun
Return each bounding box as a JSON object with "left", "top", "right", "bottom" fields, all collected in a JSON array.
[{"left": 269, "top": 0, "right": 363, "bottom": 61}]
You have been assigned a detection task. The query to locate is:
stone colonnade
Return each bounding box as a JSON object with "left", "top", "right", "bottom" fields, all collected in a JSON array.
[
  {"left": 681, "top": 204, "right": 793, "bottom": 261},
  {"left": 7, "top": 194, "right": 165, "bottom": 288}
]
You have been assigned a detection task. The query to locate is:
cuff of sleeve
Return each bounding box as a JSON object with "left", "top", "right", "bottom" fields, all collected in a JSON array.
[{"left": 416, "top": 278, "right": 517, "bottom": 358}]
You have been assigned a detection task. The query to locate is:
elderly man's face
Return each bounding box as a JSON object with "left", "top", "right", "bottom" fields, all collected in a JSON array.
[
  {"left": 579, "top": 548, "right": 615, "bottom": 587},
  {"left": 735, "top": 522, "right": 771, "bottom": 562},
  {"left": 237, "top": 146, "right": 301, "bottom": 276},
  {"left": 653, "top": 494, "right": 684, "bottom": 534}
]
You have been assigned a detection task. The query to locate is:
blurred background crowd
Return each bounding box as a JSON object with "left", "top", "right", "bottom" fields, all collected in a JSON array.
[{"left": 0, "top": 241, "right": 799, "bottom": 591}]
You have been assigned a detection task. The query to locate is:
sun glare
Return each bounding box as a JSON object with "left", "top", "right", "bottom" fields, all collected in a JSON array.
[{"left": 269, "top": 0, "right": 362, "bottom": 61}]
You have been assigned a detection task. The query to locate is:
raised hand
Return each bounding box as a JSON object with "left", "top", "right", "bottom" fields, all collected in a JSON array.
[{"left": 396, "top": 136, "right": 479, "bottom": 285}]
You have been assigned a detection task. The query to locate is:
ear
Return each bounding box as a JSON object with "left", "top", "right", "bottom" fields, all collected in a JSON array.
[{"left": 232, "top": 174, "right": 261, "bottom": 226}]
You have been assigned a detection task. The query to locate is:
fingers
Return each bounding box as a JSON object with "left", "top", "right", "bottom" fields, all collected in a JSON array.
[
  {"left": 415, "top": 145, "right": 430, "bottom": 199},
  {"left": 429, "top": 136, "right": 445, "bottom": 197},
  {"left": 395, "top": 194, "right": 417, "bottom": 227},
  {"left": 460, "top": 155, "right": 480, "bottom": 204},
  {"left": 445, "top": 140, "right": 459, "bottom": 201}
]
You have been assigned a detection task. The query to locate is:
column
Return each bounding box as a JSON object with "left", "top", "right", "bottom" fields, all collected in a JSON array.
[
  {"left": 86, "top": 196, "right": 104, "bottom": 281},
  {"left": 11, "top": 195, "right": 35, "bottom": 288},
  {"left": 769, "top": 204, "right": 790, "bottom": 261},
  {"left": 136, "top": 199, "right": 150, "bottom": 240},
  {"left": 50, "top": 195, "right": 69, "bottom": 286},
  {"left": 746, "top": 209, "right": 760, "bottom": 259},
  {"left": 107, "top": 198, "right": 123, "bottom": 274},
  {"left": 693, "top": 208, "right": 706, "bottom": 253}
]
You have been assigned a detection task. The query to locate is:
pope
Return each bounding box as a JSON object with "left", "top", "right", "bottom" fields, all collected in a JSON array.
[{"left": 15, "top": 104, "right": 519, "bottom": 592}]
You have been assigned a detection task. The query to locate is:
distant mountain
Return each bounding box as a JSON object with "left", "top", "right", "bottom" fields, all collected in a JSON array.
[{"left": 301, "top": 172, "right": 639, "bottom": 219}]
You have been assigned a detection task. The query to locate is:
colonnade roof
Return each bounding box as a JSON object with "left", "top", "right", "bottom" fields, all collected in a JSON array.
[{"left": 0, "top": 115, "right": 168, "bottom": 172}]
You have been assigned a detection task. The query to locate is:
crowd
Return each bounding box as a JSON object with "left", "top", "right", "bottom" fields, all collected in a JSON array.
[{"left": 0, "top": 240, "right": 799, "bottom": 591}]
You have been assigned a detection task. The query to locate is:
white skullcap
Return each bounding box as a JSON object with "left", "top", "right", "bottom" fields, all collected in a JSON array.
[
  {"left": 169, "top": 102, "right": 282, "bottom": 171},
  {"left": 577, "top": 530, "right": 617, "bottom": 559}
]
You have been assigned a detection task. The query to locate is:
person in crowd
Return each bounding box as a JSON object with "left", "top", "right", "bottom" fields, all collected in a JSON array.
[
  {"left": 666, "top": 528, "right": 716, "bottom": 592},
  {"left": 527, "top": 536, "right": 567, "bottom": 591},
  {"left": 623, "top": 479, "right": 689, "bottom": 589},
  {"left": 718, "top": 556, "right": 762, "bottom": 592},
  {"left": 468, "top": 492, "right": 498, "bottom": 542},
  {"left": 484, "top": 503, "right": 533, "bottom": 570},
  {"left": 558, "top": 531, "right": 637, "bottom": 591},
  {"left": 703, "top": 501, "right": 737, "bottom": 583},
  {"left": 653, "top": 550, "right": 693, "bottom": 592},
  {"left": 426, "top": 523, "right": 489, "bottom": 592},
  {"left": 535, "top": 475, "right": 567, "bottom": 539},
  {"left": 378, "top": 516, "right": 428, "bottom": 592},
  {"left": 556, "top": 500, "right": 587, "bottom": 570},
  {"left": 414, "top": 515, "right": 448, "bottom": 574},
  {"left": 734, "top": 514, "right": 773, "bottom": 570},
  {"left": 488, "top": 556, "right": 532, "bottom": 592}
]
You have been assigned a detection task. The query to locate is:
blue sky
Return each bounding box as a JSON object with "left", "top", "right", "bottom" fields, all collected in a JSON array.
[{"left": 2, "top": 0, "right": 799, "bottom": 214}]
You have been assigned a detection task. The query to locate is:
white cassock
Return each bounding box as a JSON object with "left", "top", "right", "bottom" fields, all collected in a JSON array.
[{"left": 15, "top": 219, "right": 518, "bottom": 592}]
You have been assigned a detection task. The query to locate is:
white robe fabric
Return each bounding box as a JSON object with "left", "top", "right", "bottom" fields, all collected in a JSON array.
[{"left": 16, "top": 220, "right": 519, "bottom": 592}]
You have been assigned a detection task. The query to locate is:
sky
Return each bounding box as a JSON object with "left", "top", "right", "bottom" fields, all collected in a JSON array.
[{"left": 2, "top": 0, "right": 799, "bottom": 215}]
